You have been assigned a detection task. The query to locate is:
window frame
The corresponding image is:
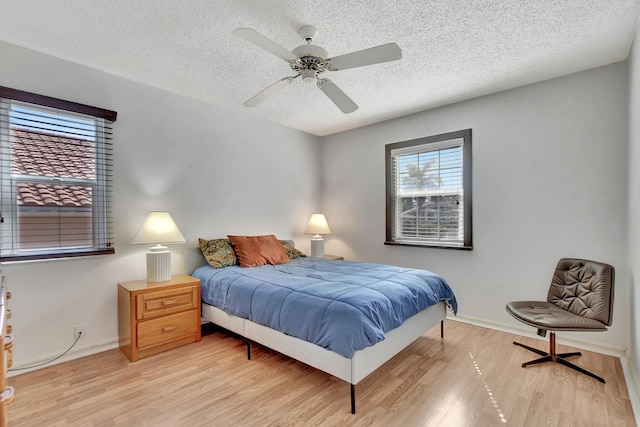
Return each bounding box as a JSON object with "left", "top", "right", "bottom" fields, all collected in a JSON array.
[
  {"left": 385, "top": 129, "right": 473, "bottom": 250},
  {"left": 0, "top": 86, "right": 117, "bottom": 262}
]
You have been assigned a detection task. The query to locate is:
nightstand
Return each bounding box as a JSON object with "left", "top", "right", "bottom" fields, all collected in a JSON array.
[
  {"left": 118, "top": 274, "right": 201, "bottom": 362},
  {"left": 323, "top": 254, "right": 344, "bottom": 260}
]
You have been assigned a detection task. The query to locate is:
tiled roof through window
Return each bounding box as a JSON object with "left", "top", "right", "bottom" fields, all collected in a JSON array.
[{"left": 11, "top": 128, "right": 94, "bottom": 208}]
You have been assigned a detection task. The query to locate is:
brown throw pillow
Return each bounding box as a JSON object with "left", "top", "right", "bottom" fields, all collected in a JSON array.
[{"left": 227, "top": 234, "right": 290, "bottom": 267}]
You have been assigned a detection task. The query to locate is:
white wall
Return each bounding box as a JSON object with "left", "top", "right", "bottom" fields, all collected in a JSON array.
[
  {"left": 322, "top": 62, "right": 630, "bottom": 350},
  {"left": 628, "top": 22, "right": 640, "bottom": 394},
  {"left": 0, "top": 40, "right": 322, "bottom": 367}
]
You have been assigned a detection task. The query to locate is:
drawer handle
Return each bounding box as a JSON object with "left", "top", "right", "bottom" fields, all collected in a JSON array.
[
  {"left": 1, "top": 386, "right": 14, "bottom": 404},
  {"left": 162, "top": 325, "right": 177, "bottom": 332},
  {"left": 6, "top": 291, "right": 11, "bottom": 300},
  {"left": 161, "top": 299, "right": 177, "bottom": 306},
  {"left": 6, "top": 325, "right": 11, "bottom": 334},
  {"left": 7, "top": 349, "right": 12, "bottom": 368},
  {"left": 4, "top": 334, "right": 13, "bottom": 350},
  {"left": 6, "top": 309, "right": 11, "bottom": 319}
]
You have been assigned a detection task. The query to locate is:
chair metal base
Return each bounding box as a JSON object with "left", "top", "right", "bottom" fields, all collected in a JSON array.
[{"left": 513, "top": 332, "right": 605, "bottom": 383}]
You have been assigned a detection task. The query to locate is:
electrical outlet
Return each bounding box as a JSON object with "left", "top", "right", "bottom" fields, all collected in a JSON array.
[{"left": 74, "top": 325, "right": 86, "bottom": 340}]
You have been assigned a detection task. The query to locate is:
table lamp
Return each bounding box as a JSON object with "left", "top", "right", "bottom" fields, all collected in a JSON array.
[
  {"left": 305, "top": 213, "right": 331, "bottom": 258},
  {"left": 131, "top": 211, "right": 186, "bottom": 282}
]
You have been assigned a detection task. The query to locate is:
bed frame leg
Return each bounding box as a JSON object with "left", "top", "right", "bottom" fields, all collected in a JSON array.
[
  {"left": 247, "top": 339, "right": 252, "bottom": 360},
  {"left": 351, "top": 384, "right": 356, "bottom": 414},
  {"left": 440, "top": 320, "right": 444, "bottom": 338}
]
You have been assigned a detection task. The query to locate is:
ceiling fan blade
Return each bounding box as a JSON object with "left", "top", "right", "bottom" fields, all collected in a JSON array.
[
  {"left": 328, "top": 43, "right": 402, "bottom": 71},
  {"left": 317, "top": 79, "right": 358, "bottom": 114},
  {"left": 243, "top": 75, "right": 299, "bottom": 107},
  {"left": 233, "top": 28, "right": 299, "bottom": 62}
]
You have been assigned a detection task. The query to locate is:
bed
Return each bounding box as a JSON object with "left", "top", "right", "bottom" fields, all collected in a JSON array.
[{"left": 191, "top": 237, "right": 457, "bottom": 413}]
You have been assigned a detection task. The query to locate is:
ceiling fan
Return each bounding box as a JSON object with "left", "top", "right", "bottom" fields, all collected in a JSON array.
[{"left": 233, "top": 26, "right": 402, "bottom": 114}]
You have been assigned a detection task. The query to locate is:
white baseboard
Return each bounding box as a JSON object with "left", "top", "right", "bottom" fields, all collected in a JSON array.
[
  {"left": 8, "top": 338, "right": 119, "bottom": 377},
  {"left": 620, "top": 353, "right": 640, "bottom": 425},
  {"left": 448, "top": 314, "right": 626, "bottom": 356},
  {"left": 448, "top": 314, "right": 639, "bottom": 424}
]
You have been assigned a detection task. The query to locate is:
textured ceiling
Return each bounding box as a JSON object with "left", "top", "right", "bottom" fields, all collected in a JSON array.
[{"left": 0, "top": 1, "right": 639, "bottom": 136}]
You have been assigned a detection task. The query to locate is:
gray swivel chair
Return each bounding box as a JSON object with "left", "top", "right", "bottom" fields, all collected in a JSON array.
[{"left": 505, "top": 258, "right": 614, "bottom": 383}]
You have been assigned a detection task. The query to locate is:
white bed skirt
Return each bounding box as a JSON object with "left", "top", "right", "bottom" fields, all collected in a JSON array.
[{"left": 201, "top": 301, "right": 446, "bottom": 385}]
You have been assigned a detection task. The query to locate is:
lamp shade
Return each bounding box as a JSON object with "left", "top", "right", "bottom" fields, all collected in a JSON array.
[
  {"left": 305, "top": 214, "right": 332, "bottom": 235},
  {"left": 131, "top": 211, "right": 186, "bottom": 245}
]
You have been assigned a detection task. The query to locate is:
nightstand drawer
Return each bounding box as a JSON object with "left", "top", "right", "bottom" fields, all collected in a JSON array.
[
  {"left": 137, "top": 310, "right": 198, "bottom": 348},
  {"left": 136, "top": 286, "right": 198, "bottom": 320}
]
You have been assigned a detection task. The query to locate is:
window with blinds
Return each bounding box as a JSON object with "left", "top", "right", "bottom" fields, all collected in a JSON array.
[
  {"left": 385, "top": 129, "right": 472, "bottom": 249},
  {"left": 0, "top": 86, "right": 117, "bottom": 261}
]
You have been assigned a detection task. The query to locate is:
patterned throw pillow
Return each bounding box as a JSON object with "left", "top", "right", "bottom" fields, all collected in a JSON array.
[
  {"left": 198, "top": 238, "right": 238, "bottom": 269},
  {"left": 279, "top": 240, "right": 307, "bottom": 259}
]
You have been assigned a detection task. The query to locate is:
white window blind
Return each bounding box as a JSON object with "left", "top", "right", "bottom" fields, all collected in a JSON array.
[
  {"left": 0, "top": 87, "right": 117, "bottom": 261},
  {"left": 386, "top": 129, "right": 472, "bottom": 249}
]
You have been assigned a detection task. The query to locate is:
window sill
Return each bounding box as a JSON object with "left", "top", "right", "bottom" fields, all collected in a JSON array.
[
  {"left": 0, "top": 248, "right": 115, "bottom": 263},
  {"left": 384, "top": 241, "right": 473, "bottom": 251}
]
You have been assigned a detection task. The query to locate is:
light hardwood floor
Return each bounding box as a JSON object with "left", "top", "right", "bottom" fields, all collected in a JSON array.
[{"left": 6, "top": 320, "right": 636, "bottom": 426}]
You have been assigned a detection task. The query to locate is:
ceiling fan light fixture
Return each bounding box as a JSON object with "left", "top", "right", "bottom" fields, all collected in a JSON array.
[{"left": 301, "top": 69, "right": 316, "bottom": 83}]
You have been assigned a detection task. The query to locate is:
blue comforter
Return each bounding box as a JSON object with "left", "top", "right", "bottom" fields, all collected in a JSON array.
[{"left": 193, "top": 258, "right": 457, "bottom": 358}]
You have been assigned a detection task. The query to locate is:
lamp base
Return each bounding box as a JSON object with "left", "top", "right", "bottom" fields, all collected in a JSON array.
[
  {"left": 310, "top": 235, "right": 324, "bottom": 258},
  {"left": 147, "top": 248, "right": 171, "bottom": 282}
]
